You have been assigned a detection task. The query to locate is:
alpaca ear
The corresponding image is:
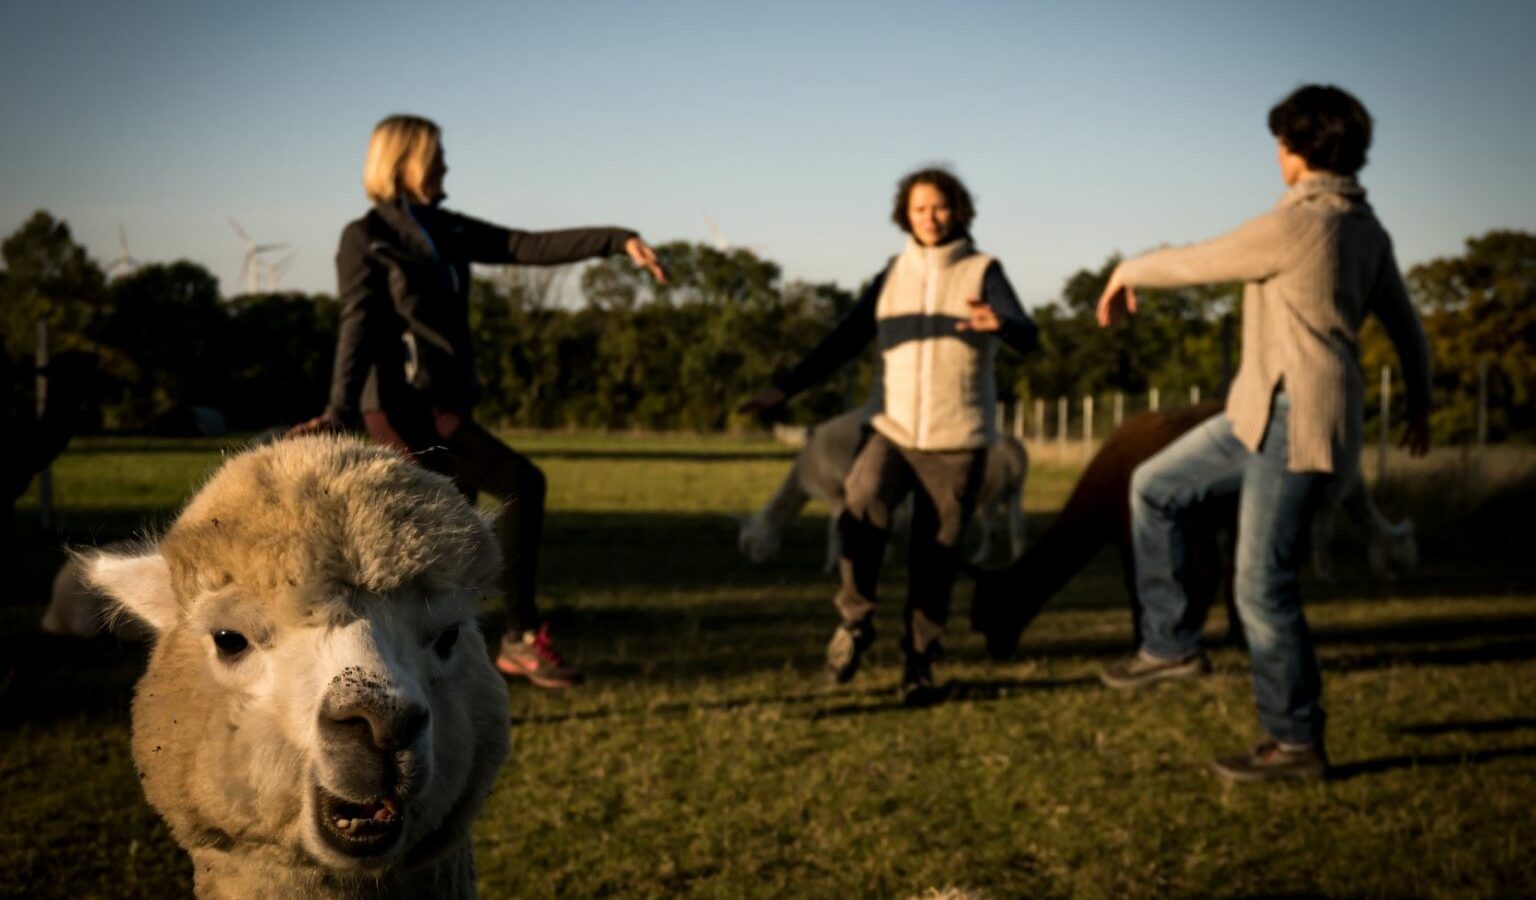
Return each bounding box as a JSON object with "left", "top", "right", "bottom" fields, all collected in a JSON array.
[{"left": 84, "top": 548, "right": 179, "bottom": 635}]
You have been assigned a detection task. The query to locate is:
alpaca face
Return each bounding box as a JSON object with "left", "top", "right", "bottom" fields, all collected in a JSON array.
[
  {"left": 86, "top": 436, "right": 509, "bottom": 881},
  {"left": 174, "top": 585, "right": 487, "bottom": 869}
]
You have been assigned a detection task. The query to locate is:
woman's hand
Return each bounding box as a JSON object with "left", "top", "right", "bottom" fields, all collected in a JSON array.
[
  {"left": 286, "top": 413, "right": 342, "bottom": 438},
  {"left": 956, "top": 296, "right": 1001, "bottom": 333},
  {"left": 626, "top": 236, "right": 667, "bottom": 284},
  {"left": 1095, "top": 266, "right": 1138, "bottom": 327},
  {"left": 737, "top": 387, "right": 786, "bottom": 415}
]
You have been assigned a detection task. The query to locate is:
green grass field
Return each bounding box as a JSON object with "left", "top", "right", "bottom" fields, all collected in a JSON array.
[{"left": 4, "top": 435, "right": 1535, "bottom": 898}]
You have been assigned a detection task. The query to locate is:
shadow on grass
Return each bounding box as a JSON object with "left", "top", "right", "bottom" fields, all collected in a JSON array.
[
  {"left": 809, "top": 676, "right": 1101, "bottom": 720},
  {"left": 508, "top": 684, "right": 898, "bottom": 726},
  {"left": 0, "top": 629, "right": 145, "bottom": 730},
  {"left": 1332, "top": 745, "right": 1536, "bottom": 780},
  {"left": 1396, "top": 716, "right": 1536, "bottom": 736}
]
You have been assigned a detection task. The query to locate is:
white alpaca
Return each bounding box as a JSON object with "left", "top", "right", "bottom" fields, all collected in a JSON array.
[
  {"left": 86, "top": 435, "right": 510, "bottom": 900},
  {"left": 1312, "top": 466, "right": 1417, "bottom": 582},
  {"left": 739, "top": 409, "right": 1028, "bottom": 570}
]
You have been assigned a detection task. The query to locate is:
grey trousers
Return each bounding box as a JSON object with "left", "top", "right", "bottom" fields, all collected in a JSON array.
[{"left": 835, "top": 430, "right": 986, "bottom": 654}]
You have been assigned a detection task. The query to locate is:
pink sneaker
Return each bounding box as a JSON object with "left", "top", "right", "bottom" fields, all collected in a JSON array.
[{"left": 495, "top": 625, "right": 584, "bottom": 689}]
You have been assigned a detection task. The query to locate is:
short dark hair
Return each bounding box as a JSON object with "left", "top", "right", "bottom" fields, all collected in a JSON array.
[
  {"left": 891, "top": 167, "right": 976, "bottom": 233},
  {"left": 1267, "top": 85, "right": 1373, "bottom": 176}
]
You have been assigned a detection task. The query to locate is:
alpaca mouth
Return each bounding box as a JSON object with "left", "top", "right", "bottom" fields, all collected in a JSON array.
[{"left": 314, "top": 787, "right": 404, "bottom": 858}]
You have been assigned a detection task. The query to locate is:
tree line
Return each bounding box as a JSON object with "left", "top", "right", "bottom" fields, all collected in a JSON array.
[{"left": 2, "top": 210, "right": 1531, "bottom": 442}]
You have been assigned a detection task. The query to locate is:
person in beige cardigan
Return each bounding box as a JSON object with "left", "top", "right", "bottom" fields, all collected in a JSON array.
[{"left": 1091, "top": 85, "right": 1432, "bottom": 782}]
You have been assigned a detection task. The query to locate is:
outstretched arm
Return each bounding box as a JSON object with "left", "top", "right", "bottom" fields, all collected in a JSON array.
[
  {"left": 1097, "top": 210, "right": 1295, "bottom": 326},
  {"left": 452, "top": 212, "right": 666, "bottom": 282},
  {"left": 739, "top": 270, "right": 884, "bottom": 413}
]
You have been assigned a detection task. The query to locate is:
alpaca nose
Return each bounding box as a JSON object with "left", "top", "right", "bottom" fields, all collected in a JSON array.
[{"left": 320, "top": 700, "right": 430, "bottom": 753}]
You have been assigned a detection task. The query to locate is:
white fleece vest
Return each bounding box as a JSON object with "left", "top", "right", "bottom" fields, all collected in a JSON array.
[{"left": 870, "top": 237, "right": 997, "bottom": 451}]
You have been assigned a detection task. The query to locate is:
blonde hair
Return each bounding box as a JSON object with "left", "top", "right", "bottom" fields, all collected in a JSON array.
[{"left": 362, "top": 115, "right": 441, "bottom": 204}]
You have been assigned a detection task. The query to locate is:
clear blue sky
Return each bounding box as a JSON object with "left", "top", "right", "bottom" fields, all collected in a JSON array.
[{"left": 2, "top": 0, "right": 1533, "bottom": 307}]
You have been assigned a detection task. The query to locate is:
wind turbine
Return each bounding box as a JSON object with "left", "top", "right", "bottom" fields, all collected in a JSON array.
[
  {"left": 229, "top": 218, "right": 290, "bottom": 293},
  {"left": 702, "top": 211, "right": 765, "bottom": 256},
  {"left": 261, "top": 249, "right": 300, "bottom": 290},
  {"left": 105, "top": 224, "right": 140, "bottom": 278}
]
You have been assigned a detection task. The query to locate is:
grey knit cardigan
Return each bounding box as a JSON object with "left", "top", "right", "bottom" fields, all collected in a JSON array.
[{"left": 1119, "top": 174, "right": 1432, "bottom": 474}]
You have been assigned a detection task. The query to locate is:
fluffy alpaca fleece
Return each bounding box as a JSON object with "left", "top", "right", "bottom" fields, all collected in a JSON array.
[{"left": 87, "top": 435, "right": 510, "bottom": 899}]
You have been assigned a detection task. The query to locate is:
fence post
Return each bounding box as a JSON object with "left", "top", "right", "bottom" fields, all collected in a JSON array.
[
  {"left": 1189, "top": 385, "right": 1200, "bottom": 405},
  {"left": 1034, "top": 398, "right": 1044, "bottom": 444},
  {"left": 1113, "top": 391, "right": 1123, "bottom": 430},
  {"left": 1150, "top": 387, "right": 1159, "bottom": 412},
  {"left": 1014, "top": 399, "right": 1024, "bottom": 440},
  {"left": 35, "top": 318, "right": 53, "bottom": 532},
  {"left": 1378, "top": 364, "right": 1390, "bottom": 481},
  {"left": 1082, "top": 395, "right": 1094, "bottom": 462},
  {"left": 1057, "top": 396, "right": 1068, "bottom": 458}
]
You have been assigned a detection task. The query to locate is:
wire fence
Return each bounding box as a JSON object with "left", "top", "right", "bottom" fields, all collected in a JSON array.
[{"left": 1009, "top": 364, "right": 1501, "bottom": 483}]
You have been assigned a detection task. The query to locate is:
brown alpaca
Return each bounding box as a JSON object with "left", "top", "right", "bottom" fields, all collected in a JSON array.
[
  {"left": 971, "top": 401, "right": 1232, "bottom": 659},
  {"left": 972, "top": 399, "right": 1415, "bottom": 659}
]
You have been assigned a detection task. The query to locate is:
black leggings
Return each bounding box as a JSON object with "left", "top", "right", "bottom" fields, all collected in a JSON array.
[
  {"left": 445, "top": 422, "right": 547, "bottom": 633},
  {"left": 370, "top": 414, "right": 547, "bottom": 633}
]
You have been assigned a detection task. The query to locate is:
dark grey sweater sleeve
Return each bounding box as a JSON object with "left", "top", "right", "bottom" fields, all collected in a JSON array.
[
  {"left": 451, "top": 210, "right": 636, "bottom": 265},
  {"left": 984, "top": 261, "right": 1039, "bottom": 355},
  {"left": 772, "top": 269, "right": 885, "bottom": 399}
]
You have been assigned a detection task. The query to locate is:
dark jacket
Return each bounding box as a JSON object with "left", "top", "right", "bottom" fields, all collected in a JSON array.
[{"left": 325, "top": 200, "right": 635, "bottom": 427}]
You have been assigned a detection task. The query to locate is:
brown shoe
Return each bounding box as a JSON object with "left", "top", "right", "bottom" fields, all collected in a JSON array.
[
  {"left": 1212, "top": 737, "right": 1329, "bottom": 783},
  {"left": 826, "top": 618, "right": 876, "bottom": 684},
  {"left": 1098, "top": 648, "right": 1211, "bottom": 690},
  {"left": 496, "top": 625, "right": 584, "bottom": 689}
]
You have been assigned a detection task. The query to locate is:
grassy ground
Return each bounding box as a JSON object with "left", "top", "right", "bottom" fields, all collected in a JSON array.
[{"left": 3, "top": 435, "right": 1534, "bottom": 898}]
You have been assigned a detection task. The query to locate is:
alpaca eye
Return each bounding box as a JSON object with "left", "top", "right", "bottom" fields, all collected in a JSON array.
[
  {"left": 212, "top": 630, "right": 249, "bottom": 658},
  {"left": 434, "top": 626, "right": 460, "bottom": 659}
]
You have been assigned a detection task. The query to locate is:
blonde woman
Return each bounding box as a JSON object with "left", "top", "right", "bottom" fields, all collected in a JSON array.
[{"left": 294, "top": 114, "right": 666, "bottom": 688}]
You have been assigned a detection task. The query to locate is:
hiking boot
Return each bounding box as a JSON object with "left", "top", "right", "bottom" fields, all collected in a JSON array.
[
  {"left": 970, "top": 569, "right": 1047, "bottom": 661},
  {"left": 1212, "top": 737, "right": 1330, "bottom": 783},
  {"left": 899, "top": 641, "right": 946, "bottom": 708},
  {"left": 495, "top": 624, "right": 584, "bottom": 689},
  {"left": 1098, "top": 648, "right": 1210, "bottom": 690},
  {"left": 826, "top": 619, "right": 876, "bottom": 684}
]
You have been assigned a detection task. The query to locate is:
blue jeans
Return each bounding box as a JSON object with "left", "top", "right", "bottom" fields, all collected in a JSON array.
[{"left": 1129, "top": 393, "right": 1331, "bottom": 746}]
